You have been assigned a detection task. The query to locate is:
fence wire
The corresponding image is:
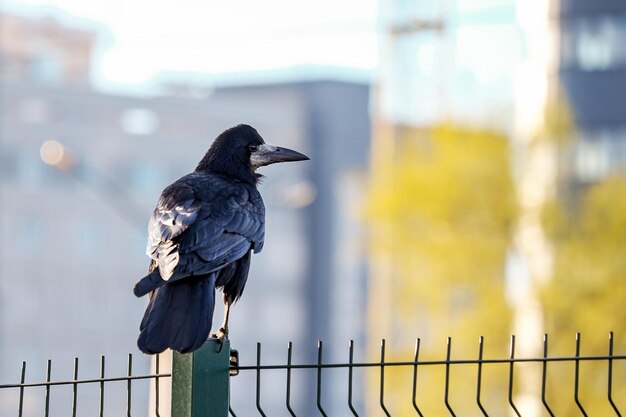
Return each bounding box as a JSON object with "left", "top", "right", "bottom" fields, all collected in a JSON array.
[
  {"left": 0, "top": 353, "right": 171, "bottom": 417},
  {"left": 1, "top": 333, "right": 625, "bottom": 416},
  {"left": 231, "top": 332, "right": 625, "bottom": 417}
]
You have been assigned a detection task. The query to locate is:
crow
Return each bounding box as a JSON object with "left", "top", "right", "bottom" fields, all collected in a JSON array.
[{"left": 134, "top": 124, "right": 309, "bottom": 354}]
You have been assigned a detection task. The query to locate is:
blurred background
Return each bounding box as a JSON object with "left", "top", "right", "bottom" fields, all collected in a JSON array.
[{"left": 1, "top": 0, "right": 625, "bottom": 415}]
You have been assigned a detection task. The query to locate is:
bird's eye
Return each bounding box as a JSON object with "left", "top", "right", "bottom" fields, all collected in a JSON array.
[{"left": 249, "top": 145, "right": 258, "bottom": 152}]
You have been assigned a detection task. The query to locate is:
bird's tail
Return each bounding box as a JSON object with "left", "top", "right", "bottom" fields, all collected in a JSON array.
[{"left": 137, "top": 274, "right": 216, "bottom": 354}]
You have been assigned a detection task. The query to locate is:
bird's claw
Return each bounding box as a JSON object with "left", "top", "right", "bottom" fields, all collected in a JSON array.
[
  {"left": 210, "top": 328, "right": 229, "bottom": 352},
  {"left": 210, "top": 327, "right": 229, "bottom": 342}
]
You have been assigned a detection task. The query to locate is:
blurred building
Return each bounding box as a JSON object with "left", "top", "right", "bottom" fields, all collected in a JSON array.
[
  {"left": 559, "top": 0, "right": 626, "bottom": 182},
  {"left": 374, "top": 0, "right": 626, "bottom": 178},
  {"left": 372, "top": 0, "right": 522, "bottom": 340},
  {"left": 375, "top": 0, "right": 519, "bottom": 132},
  {"left": 0, "top": 13, "right": 94, "bottom": 85},
  {"left": 371, "top": 0, "right": 626, "bottom": 416},
  {"left": 0, "top": 11, "right": 370, "bottom": 417}
]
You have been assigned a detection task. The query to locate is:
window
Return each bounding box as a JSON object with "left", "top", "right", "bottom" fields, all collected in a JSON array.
[
  {"left": 575, "top": 139, "right": 610, "bottom": 181},
  {"left": 18, "top": 97, "right": 50, "bottom": 124},
  {"left": 119, "top": 108, "right": 160, "bottom": 136},
  {"left": 391, "top": 0, "right": 440, "bottom": 25},
  {"left": 29, "top": 55, "right": 62, "bottom": 85},
  {"left": 130, "top": 162, "right": 162, "bottom": 195},
  {"left": 575, "top": 128, "right": 626, "bottom": 181},
  {"left": 0, "top": 151, "right": 16, "bottom": 179},
  {"left": 17, "top": 217, "right": 42, "bottom": 252},
  {"left": 17, "top": 153, "right": 43, "bottom": 184},
  {"left": 76, "top": 219, "right": 103, "bottom": 257},
  {"left": 562, "top": 15, "right": 626, "bottom": 71}
]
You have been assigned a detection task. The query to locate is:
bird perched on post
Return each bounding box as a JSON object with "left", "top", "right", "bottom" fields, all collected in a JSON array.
[{"left": 134, "top": 124, "right": 309, "bottom": 354}]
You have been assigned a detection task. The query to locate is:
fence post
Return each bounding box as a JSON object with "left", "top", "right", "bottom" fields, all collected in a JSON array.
[{"left": 171, "top": 339, "right": 230, "bottom": 417}]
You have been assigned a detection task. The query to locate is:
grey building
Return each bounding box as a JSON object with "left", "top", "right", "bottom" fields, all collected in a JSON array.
[
  {"left": 558, "top": 0, "right": 626, "bottom": 182},
  {"left": 0, "top": 12, "right": 371, "bottom": 417}
]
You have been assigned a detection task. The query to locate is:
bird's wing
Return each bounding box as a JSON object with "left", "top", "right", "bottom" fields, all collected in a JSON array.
[
  {"left": 147, "top": 174, "right": 265, "bottom": 281},
  {"left": 147, "top": 182, "right": 199, "bottom": 251}
]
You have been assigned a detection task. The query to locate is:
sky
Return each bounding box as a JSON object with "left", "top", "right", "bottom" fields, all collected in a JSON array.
[
  {"left": 3, "top": 0, "right": 379, "bottom": 89},
  {"left": 2, "top": 0, "right": 524, "bottom": 117}
]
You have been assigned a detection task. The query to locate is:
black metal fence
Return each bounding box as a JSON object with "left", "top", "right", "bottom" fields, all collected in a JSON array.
[
  {"left": 1, "top": 333, "right": 625, "bottom": 416},
  {"left": 0, "top": 354, "right": 171, "bottom": 417},
  {"left": 234, "top": 334, "right": 626, "bottom": 416}
]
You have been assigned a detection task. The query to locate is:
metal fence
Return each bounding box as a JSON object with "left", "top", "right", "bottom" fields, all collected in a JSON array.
[
  {"left": 0, "top": 353, "right": 171, "bottom": 417},
  {"left": 1, "top": 333, "right": 625, "bottom": 416}
]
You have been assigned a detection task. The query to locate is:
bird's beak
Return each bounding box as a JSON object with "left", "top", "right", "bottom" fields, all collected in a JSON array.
[{"left": 250, "top": 144, "right": 309, "bottom": 169}]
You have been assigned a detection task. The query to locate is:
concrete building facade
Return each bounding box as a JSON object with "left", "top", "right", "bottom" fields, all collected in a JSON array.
[{"left": 0, "top": 12, "right": 371, "bottom": 416}]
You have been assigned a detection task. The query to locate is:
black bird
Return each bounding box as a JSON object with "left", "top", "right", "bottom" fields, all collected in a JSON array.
[{"left": 134, "top": 124, "right": 309, "bottom": 354}]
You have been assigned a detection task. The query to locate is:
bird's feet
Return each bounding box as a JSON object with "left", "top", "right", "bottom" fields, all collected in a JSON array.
[{"left": 210, "top": 327, "right": 229, "bottom": 342}]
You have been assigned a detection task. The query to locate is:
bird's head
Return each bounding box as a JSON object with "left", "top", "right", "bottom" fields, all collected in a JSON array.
[{"left": 196, "top": 124, "right": 309, "bottom": 184}]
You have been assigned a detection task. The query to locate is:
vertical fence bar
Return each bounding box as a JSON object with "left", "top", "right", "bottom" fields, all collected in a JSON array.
[
  {"left": 379, "top": 339, "right": 391, "bottom": 417},
  {"left": 347, "top": 340, "right": 359, "bottom": 417},
  {"left": 18, "top": 362, "right": 26, "bottom": 417},
  {"left": 72, "top": 358, "right": 79, "bottom": 417},
  {"left": 412, "top": 338, "right": 424, "bottom": 417},
  {"left": 444, "top": 337, "right": 456, "bottom": 416},
  {"left": 286, "top": 342, "right": 296, "bottom": 417},
  {"left": 126, "top": 354, "right": 132, "bottom": 417},
  {"left": 317, "top": 341, "right": 328, "bottom": 417},
  {"left": 541, "top": 334, "right": 555, "bottom": 416},
  {"left": 607, "top": 332, "right": 621, "bottom": 416},
  {"left": 476, "top": 336, "right": 488, "bottom": 416},
  {"left": 99, "top": 356, "right": 105, "bottom": 417},
  {"left": 228, "top": 348, "right": 240, "bottom": 417},
  {"left": 574, "top": 333, "right": 588, "bottom": 416},
  {"left": 155, "top": 354, "right": 161, "bottom": 417},
  {"left": 255, "top": 342, "right": 266, "bottom": 417},
  {"left": 171, "top": 339, "right": 231, "bottom": 417},
  {"left": 508, "top": 336, "right": 521, "bottom": 417},
  {"left": 44, "top": 359, "right": 51, "bottom": 417}
]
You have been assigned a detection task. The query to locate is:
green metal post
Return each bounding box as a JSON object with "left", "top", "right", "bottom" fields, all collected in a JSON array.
[{"left": 171, "top": 339, "right": 230, "bottom": 417}]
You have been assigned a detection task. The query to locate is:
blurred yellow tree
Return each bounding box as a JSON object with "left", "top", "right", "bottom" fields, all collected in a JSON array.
[
  {"left": 366, "top": 124, "right": 517, "bottom": 415},
  {"left": 541, "top": 177, "right": 626, "bottom": 415}
]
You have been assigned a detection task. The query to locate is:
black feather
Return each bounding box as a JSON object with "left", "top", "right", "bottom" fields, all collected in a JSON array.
[
  {"left": 138, "top": 274, "right": 216, "bottom": 354},
  {"left": 221, "top": 250, "right": 252, "bottom": 304},
  {"left": 133, "top": 269, "right": 163, "bottom": 297},
  {"left": 195, "top": 124, "right": 264, "bottom": 185}
]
